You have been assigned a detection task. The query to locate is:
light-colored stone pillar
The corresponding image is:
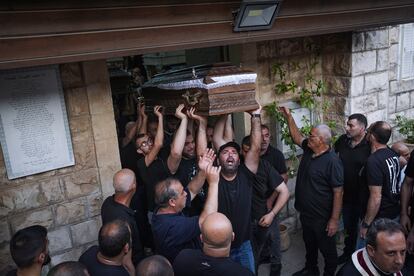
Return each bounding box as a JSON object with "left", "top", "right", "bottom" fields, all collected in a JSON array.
[{"left": 82, "top": 60, "right": 121, "bottom": 199}]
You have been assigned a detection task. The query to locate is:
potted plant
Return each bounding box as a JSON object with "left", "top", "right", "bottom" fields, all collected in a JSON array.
[{"left": 395, "top": 115, "right": 414, "bottom": 145}]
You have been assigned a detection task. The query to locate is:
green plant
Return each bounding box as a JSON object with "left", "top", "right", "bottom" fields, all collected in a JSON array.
[
  {"left": 265, "top": 59, "right": 338, "bottom": 176},
  {"left": 395, "top": 115, "right": 414, "bottom": 144}
]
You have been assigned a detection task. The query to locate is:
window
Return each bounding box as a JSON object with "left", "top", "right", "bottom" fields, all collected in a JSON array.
[{"left": 399, "top": 23, "right": 414, "bottom": 80}]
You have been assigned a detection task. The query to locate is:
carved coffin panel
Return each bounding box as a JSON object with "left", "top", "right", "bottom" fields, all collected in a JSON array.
[{"left": 142, "top": 63, "right": 258, "bottom": 115}]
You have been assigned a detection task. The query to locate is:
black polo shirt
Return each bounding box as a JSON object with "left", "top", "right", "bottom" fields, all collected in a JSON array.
[
  {"left": 334, "top": 134, "right": 371, "bottom": 205},
  {"left": 218, "top": 163, "right": 255, "bottom": 248},
  {"left": 101, "top": 196, "right": 144, "bottom": 264},
  {"left": 295, "top": 139, "right": 344, "bottom": 220},
  {"left": 251, "top": 159, "right": 284, "bottom": 220},
  {"left": 79, "top": 245, "right": 129, "bottom": 276},
  {"left": 261, "top": 145, "right": 288, "bottom": 175},
  {"left": 137, "top": 156, "right": 172, "bottom": 211}
]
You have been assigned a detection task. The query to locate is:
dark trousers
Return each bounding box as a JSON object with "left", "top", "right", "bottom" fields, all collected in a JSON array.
[
  {"left": 341, "top": 203, "right": 360, "bottom": 256},
  {"left": 251, "top": 216, "right": 281, "bottom": 269},
  {"left": 301, "top": 215, "right": 338, "bottom": 276},
  {"left": 134, "top": 186, "right": 154, "bottom": 249}
]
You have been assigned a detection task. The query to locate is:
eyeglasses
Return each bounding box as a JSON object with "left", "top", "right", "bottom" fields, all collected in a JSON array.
[{"left": 139, "top": 139, "right": 153, "bottom": 148}]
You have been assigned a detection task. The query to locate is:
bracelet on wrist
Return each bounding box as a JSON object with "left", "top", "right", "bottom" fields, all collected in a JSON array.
[{"left": 252, "top": 114, "right": 261, "bottom": 118}]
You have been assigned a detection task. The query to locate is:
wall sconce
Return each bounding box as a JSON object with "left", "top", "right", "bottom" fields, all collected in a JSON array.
[{"left": 233, "top": 0, "right": 282, "bottom": 32}]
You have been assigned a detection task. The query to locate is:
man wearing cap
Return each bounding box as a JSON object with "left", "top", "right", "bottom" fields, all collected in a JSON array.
[{"left": 214, "top": 107, "right": 262, "bottom": 273}]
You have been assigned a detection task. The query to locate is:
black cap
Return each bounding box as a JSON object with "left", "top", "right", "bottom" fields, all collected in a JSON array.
[{"left": 218, "top": 141, "right": 241, "bottom": 155}]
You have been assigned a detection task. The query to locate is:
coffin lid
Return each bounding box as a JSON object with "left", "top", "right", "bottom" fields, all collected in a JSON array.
[{"left": 143, "top": 62, "right": 257, "bottom": 91}]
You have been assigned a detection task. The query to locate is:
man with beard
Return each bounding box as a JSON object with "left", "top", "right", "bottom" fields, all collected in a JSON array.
[
  {"left": 334, "top": 113, "right": 370, "bottom": 264},
  {"left": 7, "top": 225, "right": 51, "bottom": 276},
  {"left": 357, "top": 121, "right": 401, "bottom": 249},
  {"left": 174, "top": 107, "right": 208, "bottom": 216},
  {"left": 280, "top": 106, "right": 343, "bottom": 276},
  {"left": 213, "top": 107, "right": 262, "bottom": 273}
]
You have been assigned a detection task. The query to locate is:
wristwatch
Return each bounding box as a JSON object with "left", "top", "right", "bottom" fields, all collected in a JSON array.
[
  {"left": 361, "top": 221, "right": 370, "bottom": 228},
  {"left": 252, "top": 114, "right": 261, "bottom": 118}
]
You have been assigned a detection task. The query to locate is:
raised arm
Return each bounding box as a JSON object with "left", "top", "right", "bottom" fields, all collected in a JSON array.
[
  {"left": 187, "top": 149, "right": 215, "bottom": 200},
  {"left": 144, "top": 105, "right": 164, "bottom": 166},
  {"left": 244, "top": 107, "right": 262, "bottom": 174},
  {"left": 198, "top": 164, "right": 221, "bottom": 227},
  {"left": 278, "top": 106, "right": 305, "bottom": 146},
  {"left": 223, "top": 114, "right": 234, "bottom": 142},
  {"left": 167, "top": 104, "right": 188, "bottom": 174},
  {"left": 137, "top": 103, "right": 147, "bottom": 135},
  {"left": 213, "top": 114, "right": 229, "bottom": 150},
  {"left": 187, "top": 107, "right": 208, "bottom": 157}
]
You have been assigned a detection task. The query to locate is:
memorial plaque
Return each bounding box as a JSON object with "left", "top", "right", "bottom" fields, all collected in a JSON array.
[
  {"left": 142, "top": 63, "right": 259, "bottom": 115},
  {"left": 0, "top": 65, "right": 74, "bottom": 179}
]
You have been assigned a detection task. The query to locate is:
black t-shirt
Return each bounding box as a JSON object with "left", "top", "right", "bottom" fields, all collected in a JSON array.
[
  {"left": 218, "top": 163, "right": 255, "bottom": 248},
  {"left": 79, "top": 246, "right": 129, "bottom": 276},
  {"left": 173, "top": 249, "right": 254, "bottom": 276},
  {"left": 137, "top": 156, "right": 172, "bottom": 211},
  {"left": 251, "top": 159, "right": 284, "bottom": 220},
  {"left": 362, "top": 147, "right": 401, "bottom": 219},
  {"left": 295, "top": 139, "right": 344, "bottom": 220},
  {"left": 5, "top": 269, "right": 17, "bottom": 276},
  {"left": 120, "top": 141, "right": 140, "bottom": 176},
  {"left": 175, "top": 158, "right": 206, "bottom": 216},
  {"left": 151, "top": 190, "right": 201, "bottom": 262},
  {"left": 101, "top": 196, "right": 144, "bottom": 264},
  {"left": 261, "top": 145, "right": 288, "bottom": 174},
  {"left": 334, "top": 134, "right": 371, "bottom": 204},
  {"left": 407, "top": 151, "right": 414, "bottom": 222}
]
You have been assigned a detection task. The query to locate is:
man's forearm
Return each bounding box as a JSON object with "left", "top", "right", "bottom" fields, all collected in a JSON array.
[
  {"left": 330, "top": 187, "right": 343, "bottom": 220},
  {"left": 199, "top": 183, "right": 218, "bottom": 226},
  {"left": 270, "top": 184, "right": 289, "bottom": 215},
  {"left": 364, "top": 193, "right": 381, "bottom": 225},
  {"left": 196, "top": 120, "right": 207, "bottom": 157},
  {"left": 285, "top": 115, "right": 304, "bottom": 146},
  {"left": 250, "top": 115, "right": 261, "bottom": 152}
]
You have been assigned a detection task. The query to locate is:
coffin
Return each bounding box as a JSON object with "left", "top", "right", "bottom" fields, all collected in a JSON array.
[{"left": 142, "top": 63, "right": 258, "bottom": 116}]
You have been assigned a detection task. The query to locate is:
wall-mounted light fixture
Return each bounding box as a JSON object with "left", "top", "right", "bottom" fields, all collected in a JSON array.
[{"left": 233, "top": 0, "right": 282, "bottom": 32}]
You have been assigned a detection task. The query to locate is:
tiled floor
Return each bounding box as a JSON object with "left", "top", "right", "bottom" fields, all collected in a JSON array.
[{"left": 258, "top": 230, "right": 344, "bottom": 276}]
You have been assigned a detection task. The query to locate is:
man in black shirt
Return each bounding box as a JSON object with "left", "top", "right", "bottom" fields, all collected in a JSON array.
[
  {"left": 136, "top": 255, "right": 173, "bottom": 276},
  {"left": 401, "top": 150, "right": 414, "bottom": 274},
  {"left": 280, "top": 106, "right": 344, "bottom": 276},
  {"left": 173, "top": 212, "right": 254, "bottom": 276},
  {"left": 334, "top": 113, "right": 370, "bottom": 264},
  {"left": 260, "top": 124, "right": 288, "bottom": 183},
  {"left": 358, "top": 121, "right": 401, "bottom": 249},
  {"left": 152, "top": 152, "right": 219, "bottom": 262},
  {"left": 242, "top": 135, "right": 289, "bottom": 276},
  {"left": 136, "top": 104, "right": 188, "bottom": 214},
  {"left": 7, "top": 225, "right": 50, "bottom": 276},
  {"left": 213, "top": 107, "right": 262, "bottom": 273},
  {"left": 101, "top": 169, "right": 144, "bottom": 264},
  {"left": 79, "top": 220, "right": 133, "bottom": 276},
  {"left": 338, "top": 218, "right": 406, "bottom": 276}
]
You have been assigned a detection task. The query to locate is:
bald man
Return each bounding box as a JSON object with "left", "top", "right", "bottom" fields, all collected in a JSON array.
[
  {"left": 101, "top": 169, "right": 144, "bottom": 264},
  {"left": 173, "top": 213, "right": 254, "bottom": 276},
  {"left": 279, "top": 107, "right": 344, "bottom": 276}
]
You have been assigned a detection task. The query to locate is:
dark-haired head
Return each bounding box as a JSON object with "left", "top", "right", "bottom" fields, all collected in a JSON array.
[
  {"left": 136, "top": 255, "right": 173, "bottom": 276},
  {"left": 47, "top": 261, "right": 89, "bottom": 276},
  {"left": 10, "top": 225, "right": 49, "bottom": 269},
  {"left": 367, "top": 121, "right": 392, "bottom": 145},
  {"left": 98, "top": 220, "right": 131, "bottom": 258}
]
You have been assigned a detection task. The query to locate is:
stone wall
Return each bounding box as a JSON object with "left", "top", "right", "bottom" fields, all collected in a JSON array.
[
  {"left": 239, "top": 33, "right": 353, "bottom": 232},
  {"left": 347, "top": 25, "right": 414, "bottom": 142},
  {"left": 0, "top": 60, "right": 121, "bottom": 274}
]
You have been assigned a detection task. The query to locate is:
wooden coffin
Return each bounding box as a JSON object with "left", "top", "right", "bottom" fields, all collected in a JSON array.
[{"left": 142, "top": 63, "right": 258, "bottom": 116}]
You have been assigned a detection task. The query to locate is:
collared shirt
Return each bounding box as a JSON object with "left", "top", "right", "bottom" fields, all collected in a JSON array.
[
  {"left": 296, "top": 139, "right": 344, "bottom": 220},
  {"left": 334, "top": 134, "right": 371, "bottom": 204}
]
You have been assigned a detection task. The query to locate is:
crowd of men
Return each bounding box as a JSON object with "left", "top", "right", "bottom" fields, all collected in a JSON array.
[{"left": 5, "top": 102, "right": 414, "bottom": 276}]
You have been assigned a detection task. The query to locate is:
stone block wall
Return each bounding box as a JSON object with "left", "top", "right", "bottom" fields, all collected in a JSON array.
[
  {"left": 347, "top": 25, "right": 414, "bottom": 142},
  {"left": 0, "top": 60, "right": 121, "bottom": 274}
]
